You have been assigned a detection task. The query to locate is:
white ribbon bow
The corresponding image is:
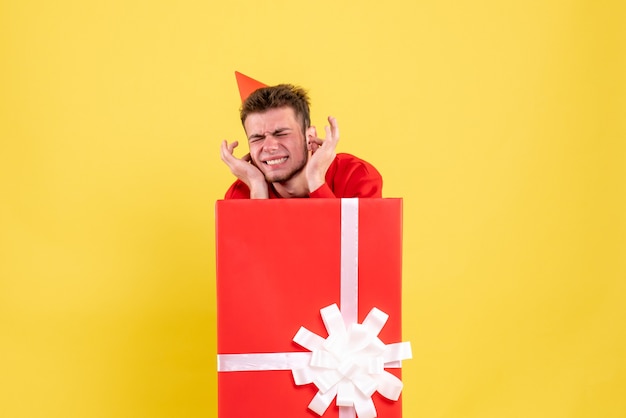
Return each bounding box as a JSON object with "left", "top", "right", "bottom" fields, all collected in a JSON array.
[{"left": 292, "top": 303, "right": 412, "bottom": 418}]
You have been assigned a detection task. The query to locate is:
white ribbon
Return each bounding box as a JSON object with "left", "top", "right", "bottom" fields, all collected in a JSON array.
[
  {"left": 217, "top": 198, "right": 412, "bottom": 418},
  {"left": 218, "top": 352, "right": 311, "bottom": 371},
  {"left": 341, "top": 198, "right": 359, "bottom": 327}
]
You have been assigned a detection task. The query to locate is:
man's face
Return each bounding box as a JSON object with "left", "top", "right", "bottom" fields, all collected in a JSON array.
[{"left": 244, "top": 107, "right": 309, "bottom": 184}]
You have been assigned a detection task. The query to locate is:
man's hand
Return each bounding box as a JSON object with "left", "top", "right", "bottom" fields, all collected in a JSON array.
[
  {"left": 306, "top": 116, "right": 339, "bottom": 193},
  {"left": 220, "top": 140, "right": 269, "bottom": 198}
]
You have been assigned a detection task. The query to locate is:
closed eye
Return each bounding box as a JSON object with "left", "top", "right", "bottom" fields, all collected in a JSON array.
[{"left": 273, "top": 129, "right": 290, "bottom": 137}]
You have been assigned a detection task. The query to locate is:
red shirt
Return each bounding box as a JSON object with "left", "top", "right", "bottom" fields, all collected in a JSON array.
[{"left": 224, "top": 153, "right": 382, "bottom": 199}]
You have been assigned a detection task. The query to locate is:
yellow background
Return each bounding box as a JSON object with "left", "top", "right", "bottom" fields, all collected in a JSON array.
[{"left": 1, "top": 0, "right": 624, "bottom": 417}]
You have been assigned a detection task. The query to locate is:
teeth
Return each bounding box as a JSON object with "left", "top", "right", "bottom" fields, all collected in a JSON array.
[{"left": 265, "top": 157, "right": 287, "bottom": 165}]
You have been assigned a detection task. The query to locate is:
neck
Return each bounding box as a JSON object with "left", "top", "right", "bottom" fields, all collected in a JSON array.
[{"left": 272, "top": 170, "right": 309, "bottom": 198}]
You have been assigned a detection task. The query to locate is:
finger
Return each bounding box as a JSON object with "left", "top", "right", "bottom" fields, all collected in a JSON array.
[
  {"left": 322, "top": 125, "right": 338, "bottom": 155},
  {"left": 221, "top": 140, "right": 240, "bottom": 165},
  {"left": 227, "top": 140, "right": 240, "bottom": 153},
  {"left": 242, "top": 153, "right": 252, "bottom": 162},
  {"left": 308, "top": 137, "right": 322, "bottom": 154},
  {"left": 325, "top": 125, "right": 333, "bottom": 143},
  {"left": 327, "top": 116, "right": 339, "bottom": 141},
  {"left": 220, "top": 140, "right": 230, "bottom": 161}
]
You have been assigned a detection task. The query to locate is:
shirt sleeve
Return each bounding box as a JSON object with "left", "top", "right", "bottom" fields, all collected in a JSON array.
[
  {"left": 342, "top": 164, "right": 383, "bottom": 198},
  {"left": 224, "top": 181, "right": 251, "bottom": 199},
  {"left": 308, "top": 158, "right": 383, "bottom": 198},
  {"left": 309, "top": 183, "right": 336, "bottom": 198}
]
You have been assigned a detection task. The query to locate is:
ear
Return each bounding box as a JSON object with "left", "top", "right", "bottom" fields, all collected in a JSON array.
[{"left": 306, "top": 126, "right": 316, "bottom": 151}]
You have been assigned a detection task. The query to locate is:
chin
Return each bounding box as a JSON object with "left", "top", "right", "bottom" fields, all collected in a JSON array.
[{"left": 264, "top": 170, "right": 294, "bottom": 184}]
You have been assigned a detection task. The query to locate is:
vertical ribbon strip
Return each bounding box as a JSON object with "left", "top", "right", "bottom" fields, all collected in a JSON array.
[{"left": 341, "top": 198, "right": 359, "bottom": 327}]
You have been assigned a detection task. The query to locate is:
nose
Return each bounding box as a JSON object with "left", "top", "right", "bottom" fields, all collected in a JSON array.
[{"left": 262, "top": 134, "right": 279, "bottom": 152}]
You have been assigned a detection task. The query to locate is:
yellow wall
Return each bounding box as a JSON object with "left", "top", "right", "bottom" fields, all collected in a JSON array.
[{"left": 1, "top": 1, "right": 624, "bottom": 417}]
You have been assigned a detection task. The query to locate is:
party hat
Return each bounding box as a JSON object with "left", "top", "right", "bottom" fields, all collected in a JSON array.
[{"left": 235, "top": 71, "right": 267, "bottom": 102}]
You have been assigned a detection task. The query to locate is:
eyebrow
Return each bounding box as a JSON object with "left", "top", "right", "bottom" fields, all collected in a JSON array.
[
  {"left": 247, "top": 133, "right": 264, "bottom": 140},
  {"left": 247, "top": 127, "right": 292, "bottom": 140}
]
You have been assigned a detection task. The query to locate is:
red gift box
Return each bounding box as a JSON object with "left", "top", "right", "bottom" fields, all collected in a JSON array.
[{"left": 216, "top": 199, "right": 409, "bottom": 418}]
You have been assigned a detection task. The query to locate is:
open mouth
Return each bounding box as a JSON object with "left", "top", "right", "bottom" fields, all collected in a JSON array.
[{"left": 264, "top": 157, "right": 288, "bottom": 166}]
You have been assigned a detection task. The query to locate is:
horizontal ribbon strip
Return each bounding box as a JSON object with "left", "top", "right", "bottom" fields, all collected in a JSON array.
[
  {"left": 217, "top": 350, "right": 405, "bottom": 373},
  {"left": 218, "top": 352, "right": 311, "bottom": 372}
]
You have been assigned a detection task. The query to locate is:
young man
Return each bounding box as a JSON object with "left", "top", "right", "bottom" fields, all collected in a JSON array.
[{"left": 220, "top": 84, "right": 382, "bottom": 198}]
